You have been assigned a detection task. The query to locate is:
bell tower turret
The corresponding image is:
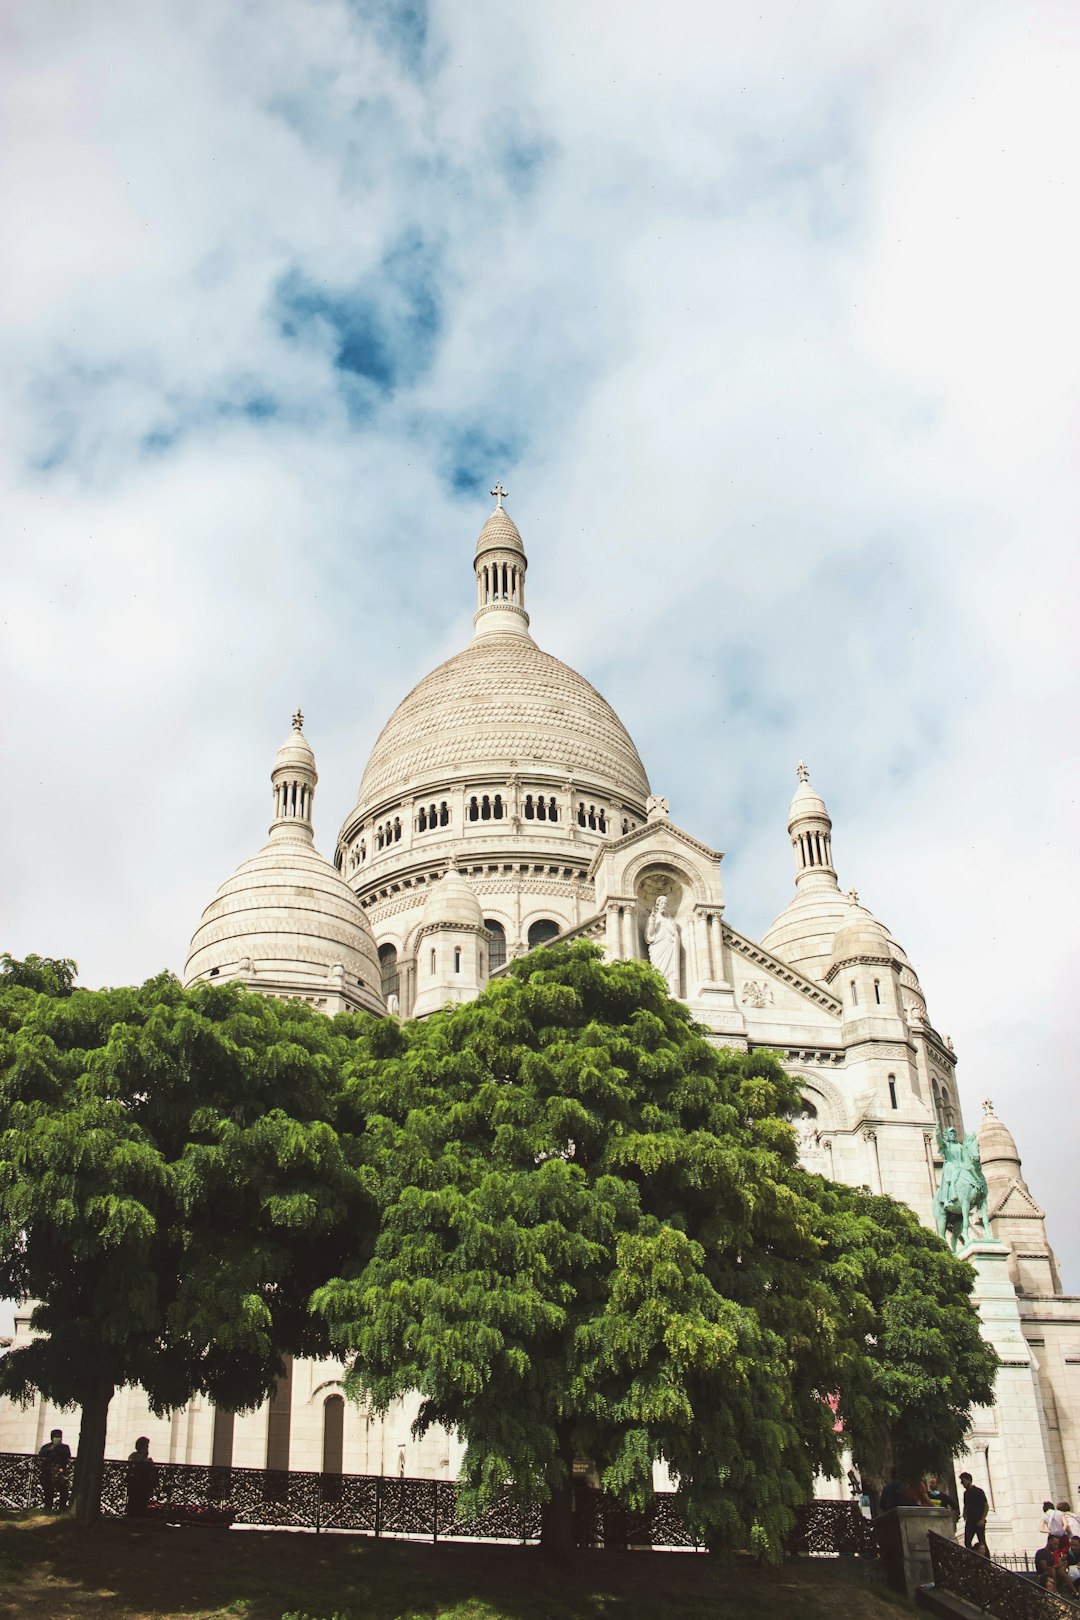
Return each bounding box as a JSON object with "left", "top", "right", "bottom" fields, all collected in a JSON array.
[{"left": 472, "top": 484, "right": 530, "bottom": 640}]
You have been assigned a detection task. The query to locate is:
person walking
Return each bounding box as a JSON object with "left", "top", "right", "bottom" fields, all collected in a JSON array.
[{"left": 959, "top": 1471, "right": 989, "bottom": 1552}]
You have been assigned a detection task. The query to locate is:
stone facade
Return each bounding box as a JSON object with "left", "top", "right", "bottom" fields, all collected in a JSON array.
[{"left": 1, "top": 495, "right": 1074, "bottom": 1549}]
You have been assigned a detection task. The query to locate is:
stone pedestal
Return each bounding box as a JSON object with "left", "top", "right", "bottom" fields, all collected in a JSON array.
[
  {"left": 875, "top": 1506, "right": 956, "bottom": 1600},
  {"left": 954, "top": 1239, "right": 1049, "bottom": 1552}
]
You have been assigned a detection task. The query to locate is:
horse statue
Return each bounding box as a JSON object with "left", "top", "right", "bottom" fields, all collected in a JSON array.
[{"left": 932, "top": 1125, "right": 990, "bottom": 1252}]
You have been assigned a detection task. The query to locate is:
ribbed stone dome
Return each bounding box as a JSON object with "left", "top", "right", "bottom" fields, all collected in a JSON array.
[
  {"left": 830, "top": 898, "right": 894, "bottom": 965},
  {"left": 475, "top": 507, "right": 525, "bottom": 557},
  {"left": 978, "top": 1101, "right": 1022, "bottom": 1168},
  {"left": 356, "top": 632, "right": 650, "bottom": 810},
  {"left": 761, "top": 888, "right": 851, "bottom": 982},
  {"left": 184, "top": 840, "right": 384, "bottom": 1014}
]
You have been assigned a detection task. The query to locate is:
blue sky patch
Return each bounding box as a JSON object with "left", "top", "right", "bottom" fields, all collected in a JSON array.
[{"left": 276, "top": 232, "right": 442, "bottom": 407}]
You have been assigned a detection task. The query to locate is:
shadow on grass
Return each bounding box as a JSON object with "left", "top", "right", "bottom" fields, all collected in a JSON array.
[{"left": 0, "top": 1514, "right": 903, "bottom": 1620}]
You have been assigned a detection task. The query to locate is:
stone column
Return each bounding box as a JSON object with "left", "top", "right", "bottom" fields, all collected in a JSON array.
[{"left": 605, "top": 902, "right": 621, "bottom": 958}]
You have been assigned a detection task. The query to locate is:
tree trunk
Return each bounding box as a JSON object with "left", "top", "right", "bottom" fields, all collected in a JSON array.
[
  {"left": 539, "top": 1424, "right": 577, "bottom": 1561},
  {"left": 73, "top": 1378, "right": 114, "bottom": 1525}
]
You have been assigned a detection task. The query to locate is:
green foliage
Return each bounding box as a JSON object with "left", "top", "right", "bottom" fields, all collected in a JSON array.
[
  {"left": 804, "top": 1178, "right": 998, "bottom": 1481},
  {"left": 0, "top": 971, "right": 377, "bottom": 1510},
  {"left": 317, "top": 942, "right": 993, "bottom": 1554},
  {"left": 0, "top": 953, "right": 78, "bottom": 997}
]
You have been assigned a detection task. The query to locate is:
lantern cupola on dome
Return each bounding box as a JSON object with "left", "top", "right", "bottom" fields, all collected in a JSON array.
[{"left": 473, "top": 484, "right": 530, "bottom": 639}]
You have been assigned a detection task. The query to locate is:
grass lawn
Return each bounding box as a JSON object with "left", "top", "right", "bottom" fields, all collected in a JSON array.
[{"left": 0, "top": 1512, "right": 911, "bottom": 1620}]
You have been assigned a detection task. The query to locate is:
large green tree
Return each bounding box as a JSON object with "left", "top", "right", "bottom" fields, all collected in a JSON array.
[
  {"left": 317, "top": 942, "right": 996, "bottom": 1557},
  {"left": 0, "top": 968, "right": 375, "bottom": 1522}
]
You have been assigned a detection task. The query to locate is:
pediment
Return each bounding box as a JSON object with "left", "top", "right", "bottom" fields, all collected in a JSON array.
[
  {"left": 586, "top": 815, "right": 722, "bottom": 880},
  {"left": 990, "top": 1179, "right": 1045, "bottom": 1221},
  {"left": 722, "top": 924, "right": 843, "bottom": 1017}
]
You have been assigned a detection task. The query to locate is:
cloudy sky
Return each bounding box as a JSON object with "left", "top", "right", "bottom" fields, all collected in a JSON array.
[{"left": 2, "top": 0, "right": 1078, "bottom": 1304}]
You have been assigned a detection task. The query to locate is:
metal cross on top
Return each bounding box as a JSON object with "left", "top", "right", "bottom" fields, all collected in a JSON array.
[
  {"left": 490, "top": 483, "right": 508, "bottom": 508},
  {"left": 292, "top": 708, "right": 305, "bottom": 732},
  {"left": 797, "top": 760, "right": 810, "bottom": 783}
]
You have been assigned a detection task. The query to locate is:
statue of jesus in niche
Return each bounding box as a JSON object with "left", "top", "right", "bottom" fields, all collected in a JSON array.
[{"left": 645, "top": 894, "right": 681, "bottom": 997}]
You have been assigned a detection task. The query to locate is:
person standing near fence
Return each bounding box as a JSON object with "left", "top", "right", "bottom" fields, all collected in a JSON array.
[
  {"left": 36, "top": 1429, "right": 71, "bottom": 1513},
  {"left": 958, "top": 1472, "right": 989, "bottom": 1552},
  {"left": 125, "top": 1436, "right": 158, "bottom": 1517}
]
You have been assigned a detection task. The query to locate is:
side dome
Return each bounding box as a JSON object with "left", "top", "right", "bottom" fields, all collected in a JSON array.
[
  {"left": 829, "top": 896, "right": 894, "bottom": 966},
  {"left": 355, "top": 633, "right": 650, "bottom": 811},
  {"left": 184, "top": 844, "right": 384, "bottom": 1012},
  {"left": 183, "top": 716, "right": 384, "bottom": 1017},
  {"left": 760, "top": 888, "right": 851, "bottom": 981},
  {"left": 420, "top": 867, "right": 484, "bottom": 929},
  {"left": 978, "top": 1098, "right": 1022, "bottom": 1171}
]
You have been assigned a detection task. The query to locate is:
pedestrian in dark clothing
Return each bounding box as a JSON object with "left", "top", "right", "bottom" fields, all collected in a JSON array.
[
  {"left": 37, "top": 1429, "right": 72, "bottom": 1512},
  {"left": 958, "top": 1471, "right": 989, "bottom": 1552},
  {"left": 878, "top": 1470, "right": 907, "bottom": 1512},
  {"left": 125, "top": 1436, "right": 158, "bottom": 1517}
]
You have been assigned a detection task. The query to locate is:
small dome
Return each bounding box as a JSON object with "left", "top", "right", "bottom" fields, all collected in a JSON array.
[
  {"left": 475, "top": 506, "right": 524, "bottom": 558},
  {"left": 978, "top": 1100, "right": 1021, "bottom": 1167},
  {"left": 421, "top": 867, "right": 484, "bottom": 929},
  {"left": 830, "top": 897, "right": 893, "bottom": 965},
  {"left": 788, "top": 777, "right": 829, "bottom": 827},
  {"left": 184, "top": 840, "right": 384, "bottom": 1014},
  {"left": 274, "top": 711, "right": 316, "bottom": 774}
]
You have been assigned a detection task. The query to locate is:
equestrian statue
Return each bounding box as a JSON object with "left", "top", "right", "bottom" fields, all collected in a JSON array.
[{"left": 932, "top": 1124, "right": 990, "bottom": 1252}]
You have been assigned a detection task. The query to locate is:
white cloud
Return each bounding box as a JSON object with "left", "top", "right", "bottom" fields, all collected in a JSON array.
[{"left": 2, "top": 0, "right": 1078, "bottom": 1287}]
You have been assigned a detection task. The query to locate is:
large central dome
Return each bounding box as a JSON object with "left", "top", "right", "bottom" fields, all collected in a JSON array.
[{"left": 357, "top": 632, "right": 650, "bottom": 811}]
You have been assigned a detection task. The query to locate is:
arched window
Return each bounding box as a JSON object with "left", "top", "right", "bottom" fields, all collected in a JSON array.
[
  {"left": 547, "top": 797, "right": 558, "bottom": 821},
  {"left": 597, "top": 809, "right": 607, "bottom": 833},
  {"left": 485, "top": 920, "right": 507, "bottom": 972},
  {"left": 453, "top": 947, "right": 461, "bottom": 973},
  {"left": 874, "top": 978, "right": 882, "bottom": 1005},
  {"left": 493, "top": 794, "right": 504, "bottom": 819},
  {"left": 438, "top": 801, "right": 449, "bottom": 826},
  {"left": 850, "top": 979, "right": 858, "bottom": 1007},
  {"left": 417, "top": 806, "right": 428, "bottom": 832},
  {"left": 888, "top": 1074, "right": 898, "bottom": 1110},
  {"left": 481, "top": 795, "right": 491, "bottom": 820},
  {"left": 468, "top": 797, "right": 479, "bottom": 822},
  {"left": 527, "top": 919, "right": 560, "bottom": 950},
  {"left": 322, "top": 1394, "right": 345, "bottom": 1475},
  {"left": 536, "top": 794, "right": 547, "bottom": 820},
  {"left": 393, "top": 817, "right": 401, "bottom": 842},
  {"left": 379, "top": 944, "right": 399, "bottom": 1003},
  {"left": 430, "top": 948, "right": 436, "bottom": 975},
  {"left": 524, "top": 795, "right": 535, "bottom": 820}
]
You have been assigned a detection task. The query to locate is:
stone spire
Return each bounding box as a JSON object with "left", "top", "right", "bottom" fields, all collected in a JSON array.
[
  {"left": 270, "top": 710, "right": 317, "bottom": 843},
  {"left": 788, "top": 761, "right": 838, "bottom": 892},
  {"left": 473, "top": 487, "right": 531, "bottom": 640}
]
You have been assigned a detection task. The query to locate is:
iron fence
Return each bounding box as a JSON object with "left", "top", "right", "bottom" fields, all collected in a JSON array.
[
  {"left": 0, "top": 1450, "right": 874, "bottom": 1555},
  {"left": 929, "top": 1530, "right": 1074, "bottom": 1619}
]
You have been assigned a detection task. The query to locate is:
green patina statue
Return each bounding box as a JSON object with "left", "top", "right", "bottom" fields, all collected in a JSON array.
[{"left": 933, "top": 1125, "right": 990, "bottom": 1252}]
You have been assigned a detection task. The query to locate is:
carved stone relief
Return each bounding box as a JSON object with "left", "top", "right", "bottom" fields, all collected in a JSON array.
[{"left": 740, "top": 978, "right": 774, "bottom": 1008}]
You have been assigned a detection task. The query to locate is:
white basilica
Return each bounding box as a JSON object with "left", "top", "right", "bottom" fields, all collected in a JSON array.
[{"left": 3, "top": 494, "right": 1077, "bottom": 1548}]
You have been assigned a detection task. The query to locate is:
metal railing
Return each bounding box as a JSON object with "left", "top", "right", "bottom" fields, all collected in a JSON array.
[
  {"left": 928, "top": 1530, "right": 1075, "bottom": 1618},
  {"left": 0, "top": 1450, "right": 875, "bottom": 1554}
]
